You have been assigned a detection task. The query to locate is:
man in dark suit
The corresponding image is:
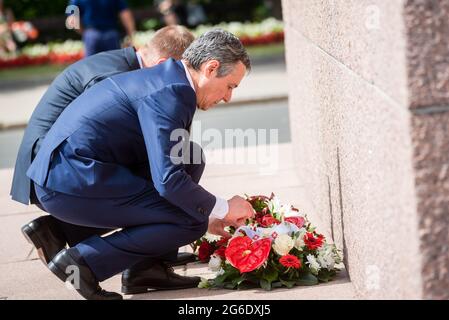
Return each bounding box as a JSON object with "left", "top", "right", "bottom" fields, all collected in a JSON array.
[
  {"left": 11, "top": 26, "right": 200, "bottom": 296},
  {"left": 26, "top": 29, "right": 254, "bottom": 300}
]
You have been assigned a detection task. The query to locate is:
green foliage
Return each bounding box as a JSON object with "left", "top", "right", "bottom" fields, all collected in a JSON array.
[
  {"left": 4, "top": 0, "right": 270, "bottom": 22},
  {"left": 296, "top": 272, "right": 319, "bottom": 286}
]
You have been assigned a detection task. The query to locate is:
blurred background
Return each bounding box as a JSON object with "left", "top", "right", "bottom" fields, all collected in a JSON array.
[{"left": 0, "top": 0, "right": 289, "bottom": 169}]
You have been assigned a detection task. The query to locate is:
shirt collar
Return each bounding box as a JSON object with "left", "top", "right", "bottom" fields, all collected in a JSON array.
[
  {"left": 136, "top": 52, "right": 144, "bottom": 69},
  {"left": 181, "top": 60, "right": 195, "bottom": 92}
]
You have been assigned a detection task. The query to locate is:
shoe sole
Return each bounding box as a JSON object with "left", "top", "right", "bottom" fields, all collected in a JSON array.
[
  {"left": 121, "top": 284, "right": 199, "bottom": 295},
  {"left": 21, "top": 224, "right": 50, "bottom": 266},
  {"left": 48, "top": 260, "right": 69, "bottom": 283}
]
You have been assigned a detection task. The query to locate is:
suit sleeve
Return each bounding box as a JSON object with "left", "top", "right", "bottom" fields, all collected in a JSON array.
[{"left": 136, "top": 84, "right": 216, "bottom": 223}]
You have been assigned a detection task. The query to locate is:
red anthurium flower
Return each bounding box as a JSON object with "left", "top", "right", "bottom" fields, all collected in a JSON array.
[
  {"left": 259, "top": 215, "right": 281, "bottom": 227},
  {"left": 225, "top": 236, "right": 272, "bottom": 273},
  {"left": 279, "top": 254, "right": 302, "bottom": 269},
  {"left": 304, "top": 232, "right": 325, "bottom": 250},
  {"left": 198, "top": 241, "right": 215, "bottom": 262},
  {"left": 285, "top": 216, "right": 305, "bottom": 228}
]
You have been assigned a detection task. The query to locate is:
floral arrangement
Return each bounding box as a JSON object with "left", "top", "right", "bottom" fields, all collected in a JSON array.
[
  {"left": 194, "top": 194, "right": 342, "bottom": 291},
  {"left": 0, "top": 18, "right": 283, "bottom": 69}
]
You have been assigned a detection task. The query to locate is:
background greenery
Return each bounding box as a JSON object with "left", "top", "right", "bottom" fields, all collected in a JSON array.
[
  {"left": 4, "top": 0, "right": 277, "bottom": 43},
  {"left": 4, "top": 0, "right": 271, "bottom": 23}
]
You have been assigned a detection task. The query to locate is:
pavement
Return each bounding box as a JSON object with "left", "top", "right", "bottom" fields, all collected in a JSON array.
[
  {"left": 0, "top": 62, "right": 289, "bottom": 130},
  {"left": 0, "top": 143, "right": 356, "bottom": 300}
]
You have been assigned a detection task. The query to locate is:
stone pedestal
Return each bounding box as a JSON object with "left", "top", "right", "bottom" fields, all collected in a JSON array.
[{"left": 282, "top": 0, "right": 449, "bottom": 299}]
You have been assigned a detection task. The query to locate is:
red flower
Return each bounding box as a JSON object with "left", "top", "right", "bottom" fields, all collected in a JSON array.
[
  {"left": 225, "top": 236, "right": 272, "bottom": 273},
  {"left": 304, "top": 232, "right": 325, "bottom": 250},
  {"left": 279, "top": 254, "right": 302, "bottom": 269},
  {"left": 258, "top": 215, "right": 281, "bottom": 227},
  {"left": 285, "top": 216, "right": 305, "bottom": 228},
  {"left": 216, "top": 237, "right": 229, "bottom": 247},
  {"left": 214, "top": 246, "right": 226, "bottom": 259},
  {"left": 198, "top": 241, "right": 215, "bottom": 262}
]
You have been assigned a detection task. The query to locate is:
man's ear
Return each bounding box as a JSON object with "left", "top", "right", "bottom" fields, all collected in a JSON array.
[
  {"left": 155, "top": 57, "right": 168, "bottom": 65},
  {"left": 205, "top": 60, "right": 220, "bottom": 77}
]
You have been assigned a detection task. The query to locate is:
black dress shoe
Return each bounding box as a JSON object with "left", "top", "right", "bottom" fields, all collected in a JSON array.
[
  {"left": 121, "top": 262, "right": 201, "bottom": 295},
  {"left": 48, "top": 248, "right": 123, "bottom": 300},
  {"left": 165, "top": 252, "right": 198, "bottom": 267},
  {"left": 21, "top": 215, "right": 66, "bottom": 266}
]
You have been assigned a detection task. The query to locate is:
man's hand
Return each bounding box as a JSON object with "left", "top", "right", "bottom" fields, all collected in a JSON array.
[
  {"left": 222, "top": 195, "right": 255, "bottom": 227},
  {"left": 208, "top": 218, "right": 231, "bottom": 238}
]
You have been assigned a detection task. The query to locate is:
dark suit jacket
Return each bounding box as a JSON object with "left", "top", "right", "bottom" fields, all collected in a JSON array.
[
  {"left": 11, "top": 47, "right": 140, "bottom": 204},
  {"left": 27, "top": 59, "right": 216, "bottom": 223}
]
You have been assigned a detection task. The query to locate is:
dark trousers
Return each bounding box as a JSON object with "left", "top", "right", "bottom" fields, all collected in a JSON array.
[
  {"left": 83, "top": 29, "right": 121, "bottom": 57},
  {"left": 33, "top": 144, "right": 207, "bottom": 281}
]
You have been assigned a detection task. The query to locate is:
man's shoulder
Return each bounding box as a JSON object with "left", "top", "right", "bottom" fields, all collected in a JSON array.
[{"left": 67, "top": 48, "right": 135, "bottom": 73}]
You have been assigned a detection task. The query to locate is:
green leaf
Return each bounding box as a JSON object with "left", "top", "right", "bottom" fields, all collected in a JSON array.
[
  {"left": 318, "top": 269, "right": 337, "bottom": 282},
  {"left": 272, "top": 281, "right": 283, "bottom": 289},
  {"left": 260, "top": 279, "right": 272, "bottom": 291},
  {"left": 262, "top": 267, "right": 279, "bottom": 283},
  {"left": 280, "top": 279, "right": 296, "bottom": 288},
  {"left": 223, "top": 282, "right": 237, "bottom": 290},
  {"left": 237, "top": 281, "right": 259, "bottom": 290},
  {"left": 214, "top": 273, "right": 228, "bottom": 286},
  {"left": 232, "top": 276, "right": 246, "bottom": 287},
  {"left": 296, "top": 272, "right": 319, "bottom": 286}
]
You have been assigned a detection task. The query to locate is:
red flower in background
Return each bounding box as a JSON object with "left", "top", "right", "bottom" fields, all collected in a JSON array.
[
  {"left": 225, "top": 236, "right": 272, "bottom": 273},
  {"left": 285, "top": 216, "right": 305, "bottom": 228},
  {"left": 304, "top": 232, "right": 325, "bottom": 250},
  {"left": 279, "top": 255, "right": 302, "bottom": 269},
  {"left": 198, "top": 241, "right": 215, "bottom": 262}
]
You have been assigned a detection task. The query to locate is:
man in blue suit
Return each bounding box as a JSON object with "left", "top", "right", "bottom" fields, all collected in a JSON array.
[
  {"left": 11, "top": 26, "right": 203, "bottom": 296},
  {"left": 26, "top": 29, "right": 254, "bottom": 300}
]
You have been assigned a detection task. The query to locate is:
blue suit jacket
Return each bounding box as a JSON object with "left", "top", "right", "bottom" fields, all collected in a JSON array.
[
  {"left": 11, "top": 47, "right": 140, "bottom": 205},
  {"left": 27, "top": 59, "right": 216, "bottom": 222}
]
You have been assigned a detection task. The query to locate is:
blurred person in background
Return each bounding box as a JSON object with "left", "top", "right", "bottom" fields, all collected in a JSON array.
[
  {"left": 0, "top": 0, "right": 16, "bottom": 55},
  {"left": 67, "top": 0, "right": 136, "bottom": 56},
  {"left": 157, "top": 0, "right": 188, "bottom": 26}
]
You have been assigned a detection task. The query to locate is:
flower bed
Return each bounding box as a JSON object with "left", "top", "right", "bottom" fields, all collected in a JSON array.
[
  {"left": 194, "top": 194, "right": 343, "bottom": 291},
  {"left": 0, "top": 18, "right": 284, "bottom": 70}
]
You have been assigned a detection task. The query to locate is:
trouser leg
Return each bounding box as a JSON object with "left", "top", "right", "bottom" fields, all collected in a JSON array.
[{"left": 34, "top": 182, "right": 208, "bottom": 281}]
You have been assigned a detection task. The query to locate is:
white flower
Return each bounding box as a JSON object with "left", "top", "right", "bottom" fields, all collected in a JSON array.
[
  {"left": 317, "top": 245, "right": 336, "bottom": 270},
  {"left": 268, "top": 196, "right": 282, "bottom": 214},
  {"left": 208, "top": 255, "right": 222, "bottom": 272},
  {"left": 198, "top": 277, "right": 211, "bottom": 288},
  {"left": 306, "top": 254, "right": 321, "bottom": 275},
  {"left": 280, "top": 204, "right": 295, "bottom": 218},
  {"left": 272, "top": 234, "right": 294, "bottom": 256},
  {"left": 203, "top": 232, "right": 222, "bottom": 242},
  {"left": 294, "top": 228, "right": 307, "bottom": 250},
  {"left": 216, "top": 268, "right": 225, "bottom": 276}
]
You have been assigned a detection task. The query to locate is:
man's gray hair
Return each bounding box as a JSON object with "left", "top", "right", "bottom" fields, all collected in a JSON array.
[{"left": 182, "top": 29, "right": 251, "bottom": 77}]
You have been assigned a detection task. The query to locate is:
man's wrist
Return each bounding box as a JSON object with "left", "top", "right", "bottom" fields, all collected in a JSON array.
[{"left": 210, "top": 196, "right": 229, "bottom": 219}]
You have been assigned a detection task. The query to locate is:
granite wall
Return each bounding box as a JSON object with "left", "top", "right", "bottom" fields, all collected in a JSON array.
[{"left": 282, "top": 0, "right": 449, "bottom": 299}]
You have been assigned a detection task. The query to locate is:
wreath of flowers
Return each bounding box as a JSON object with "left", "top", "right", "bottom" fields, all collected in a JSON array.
[{"left": 193, "top": 194, "right": 343, "bottom": 291}]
